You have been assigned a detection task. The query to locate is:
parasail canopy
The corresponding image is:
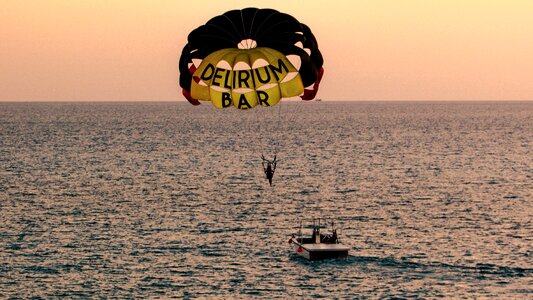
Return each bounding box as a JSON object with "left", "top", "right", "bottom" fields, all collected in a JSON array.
[{"left": 179, "top": 7, "right": 324, "bottom": 109}]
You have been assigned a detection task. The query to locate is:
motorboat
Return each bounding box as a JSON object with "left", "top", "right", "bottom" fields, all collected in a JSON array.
[{"left": 288, "top": 219, "right": 349, "bottom": 260}]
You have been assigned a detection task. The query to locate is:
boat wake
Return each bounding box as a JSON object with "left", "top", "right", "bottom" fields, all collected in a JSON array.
[
  {"left": 347, "top": 255, "right": 533, "bottom": 278},
  {"left": 291, "top": 254, "right": 532, "bottom": 279}
]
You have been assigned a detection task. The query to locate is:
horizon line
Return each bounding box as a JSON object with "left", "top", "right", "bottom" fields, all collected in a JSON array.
[{"left": 1, "top": 99, "right": 532, "bottom": 103}]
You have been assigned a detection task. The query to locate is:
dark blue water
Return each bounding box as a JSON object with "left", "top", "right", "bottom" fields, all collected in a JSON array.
[{"left": 1, "top": 101, "right": 532, "bottom": 298}]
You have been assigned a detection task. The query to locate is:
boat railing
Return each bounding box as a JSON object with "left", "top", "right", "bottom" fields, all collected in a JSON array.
[{"left": 295, "top": 218, "right": 341, "bottom": 244}]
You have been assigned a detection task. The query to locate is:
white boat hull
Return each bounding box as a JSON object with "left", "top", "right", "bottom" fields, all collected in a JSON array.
[{"left": 290, "top": 240, "right": 349, "bottom": 260}]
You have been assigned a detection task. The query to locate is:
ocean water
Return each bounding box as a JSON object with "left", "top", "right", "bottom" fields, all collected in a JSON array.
[{"left": 0, "top": 101, "right": 531, "bottom": 298}]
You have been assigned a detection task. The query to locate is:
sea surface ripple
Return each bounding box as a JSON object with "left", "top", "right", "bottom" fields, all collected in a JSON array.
[{"left": 0, "top": 101, "right": 532, "bottom": 298}]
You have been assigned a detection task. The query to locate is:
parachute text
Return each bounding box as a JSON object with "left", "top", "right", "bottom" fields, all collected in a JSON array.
[
  {"left": 217, "top": 91, "right": 270, "bottom": 109},
  {"left": 200, "top": 58, "right": 288, "bottom": 89},
  {"left": 198, "top": 59, "right": 289, "bottom": 109}
]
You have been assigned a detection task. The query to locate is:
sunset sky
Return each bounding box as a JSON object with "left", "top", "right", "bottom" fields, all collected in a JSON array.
[{"left": 1, "top": 0, "right": 532, "bottom": 101}]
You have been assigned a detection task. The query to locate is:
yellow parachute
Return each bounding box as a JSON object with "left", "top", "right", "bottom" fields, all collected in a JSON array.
[{"left": 179, "top": 8, "right": 323, "bottom": 110}]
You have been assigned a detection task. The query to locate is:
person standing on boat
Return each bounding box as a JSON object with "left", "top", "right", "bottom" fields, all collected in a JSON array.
[{"left": 262, "top": 154, "right": 277, "bottom": 186}]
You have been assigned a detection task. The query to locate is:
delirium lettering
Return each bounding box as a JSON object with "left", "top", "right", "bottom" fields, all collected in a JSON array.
[
  {"left": 199, "top": 58, "right": 290, "bottom": 109},
  {"left": 199, "top": 59, "right": 289, "bottom": 89}
]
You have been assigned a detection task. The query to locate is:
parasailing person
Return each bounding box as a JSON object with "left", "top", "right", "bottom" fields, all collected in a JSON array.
[{"left": 262, "top": 154, "right": 277, "bottom": 186}]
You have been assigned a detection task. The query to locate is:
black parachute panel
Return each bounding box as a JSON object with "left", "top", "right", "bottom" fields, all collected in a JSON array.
[{"left": 179, "top": 7, "right": 323, "bottom": 107}]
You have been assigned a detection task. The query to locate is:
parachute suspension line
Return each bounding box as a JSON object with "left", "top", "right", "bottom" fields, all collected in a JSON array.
[
  {"left": 271, "top": 99, "right": 307, "bottom": 168},
  {"left": 262, "top": 104, "right": 274, "bottom": 158},
  {"left": 284, "top": 99, "right": 305, "bottom": 147},
  {"left": 282, "top": 100, "right": 311, "bottom": 186},
  {"left": 249, "top": 106, "right": 272, "bottom": 183},
  {"left": 254, "top": 106, "right": 268, "bottom": 155},
  {"left": 264, "top": 103, "right": 277, "bottom": 157},
  {"left": 271, "top": 99, "right": 302, "bottom": 159},
  {"left": 272, "top": 101, "right": 283, "bottom": 157},
  {"left": 252, "top": 107, "right": 266, "bottom": 183},
  {"left": 281, "top": 100, "right": 299, "bottom": 150}
]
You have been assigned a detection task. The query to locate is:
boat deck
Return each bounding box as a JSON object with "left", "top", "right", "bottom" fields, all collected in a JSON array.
[{"left": 301, "top": 243, "right": 350, "bottom": 252}]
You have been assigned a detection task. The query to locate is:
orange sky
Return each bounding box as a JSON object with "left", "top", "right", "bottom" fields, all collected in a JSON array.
[{"left": 1, "top": 0, "right": 532, "bottom": 101}]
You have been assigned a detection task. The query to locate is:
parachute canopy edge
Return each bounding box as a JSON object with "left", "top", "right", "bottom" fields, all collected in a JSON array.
[{"left": 179, "top": 7, "right": 323, "bottom": 109}]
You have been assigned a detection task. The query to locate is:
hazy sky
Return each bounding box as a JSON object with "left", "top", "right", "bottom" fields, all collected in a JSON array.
[{"left": 1, "top": 0, "right": 532, "bottom": 101}]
